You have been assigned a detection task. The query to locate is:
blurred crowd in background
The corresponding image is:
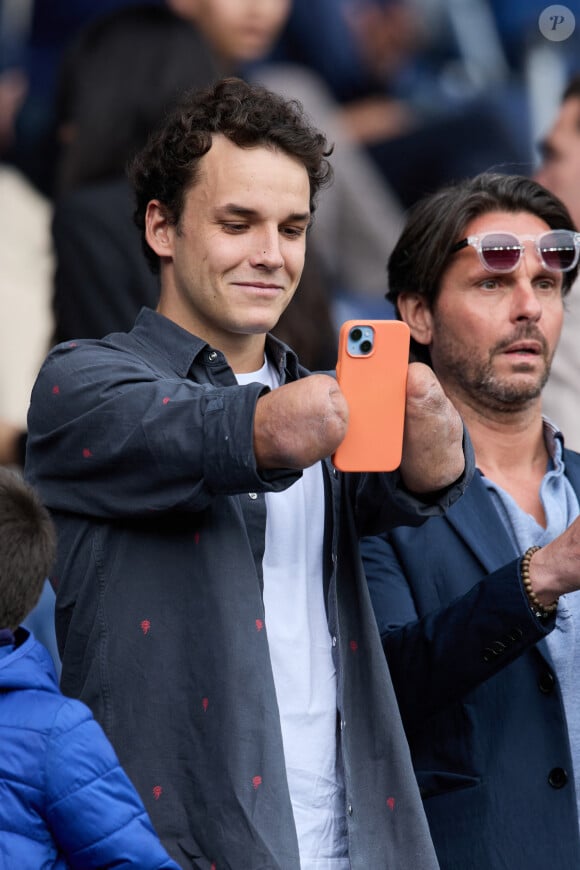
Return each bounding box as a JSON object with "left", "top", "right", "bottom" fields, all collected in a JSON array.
[{"left": 0, "top": 0, "right": 579, "bottom": 426}]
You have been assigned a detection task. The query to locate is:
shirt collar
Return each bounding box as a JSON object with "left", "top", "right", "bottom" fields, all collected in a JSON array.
[
  {"left": 542, "top": 415, "right": 564, "bottom": 467},
  {"left": 130, "top": 307, "right": 303, "bottom": 382}
]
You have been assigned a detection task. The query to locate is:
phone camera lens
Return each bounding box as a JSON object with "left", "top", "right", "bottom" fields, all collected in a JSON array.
[
  {"left": 360, "top": 340, "right": 372, "bottom": 354},
  {"left": 350, "top": 327, "right": 363, "bottom": 342}
]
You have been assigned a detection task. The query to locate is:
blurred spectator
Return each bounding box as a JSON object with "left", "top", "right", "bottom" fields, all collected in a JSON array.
[
  {"left": 0, "top": 65, "right": 59, "bottom": 669},
  {"left": 536, "top": 74, "right": 580, "bottom": 451},
  {"left": 1, "top": 0, "right": 151, "bottom": 195},
  {"left": 168, "top": 0, "right": 292, "bottom": 69},
  {"left": 489, "top": 0, "right": 580, "bottom": 75},
  {"left": 0, "top": 67, "right": 53, "bottom": 466},
  {"left": 51, "top": 3, "right": 219, "bottom": 344},
  {"left": 268, "top": 0, "right": 533, "bottom": 207}
]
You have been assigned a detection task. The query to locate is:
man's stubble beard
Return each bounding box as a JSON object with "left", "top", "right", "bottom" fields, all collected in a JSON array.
[{"left": 432, "top": 325, "right": 552, "bottom": 414}]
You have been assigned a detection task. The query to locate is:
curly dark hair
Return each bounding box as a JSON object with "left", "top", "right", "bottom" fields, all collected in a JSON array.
[
  {"left": 0, "top": 469, "right": 56, "bottom": 631},
  {"left": 128, "top": 77, "right": 334, "bottom": 273}
]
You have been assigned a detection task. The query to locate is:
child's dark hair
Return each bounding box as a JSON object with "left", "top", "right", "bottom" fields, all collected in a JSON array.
[{"left": 0, "top": 469, "right": 56, "bottom": 630}]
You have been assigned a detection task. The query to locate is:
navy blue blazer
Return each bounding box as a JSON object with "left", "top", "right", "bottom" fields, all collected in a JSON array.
[{"left": 361, "top": 447, "right": 580, "bottom": 870}]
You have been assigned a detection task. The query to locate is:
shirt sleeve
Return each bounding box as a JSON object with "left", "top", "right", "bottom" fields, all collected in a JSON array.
[
  {"left": 25, "top": 341, "right": 299, "bottom": 517},
  {"left": 361, "top": 533, "right": 554, "bottom": 729},
  {"left": 350, "top": 426, "right": 475, "bottom": 535}
]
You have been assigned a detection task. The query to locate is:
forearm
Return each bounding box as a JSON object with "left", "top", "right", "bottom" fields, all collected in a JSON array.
[{"left": 380, "top": 559, "right": 551, "bottom": 728}]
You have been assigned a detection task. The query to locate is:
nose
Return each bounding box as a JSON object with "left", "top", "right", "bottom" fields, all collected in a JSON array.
[
  {"left": 510, "top": 256, "right": 543, "bottom": 322},
  {"left": 250, "top": 228, "right": 284, "bottom": 270}
]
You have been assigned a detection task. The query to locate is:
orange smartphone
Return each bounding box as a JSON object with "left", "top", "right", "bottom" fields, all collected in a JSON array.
[{"left": 332, "top": 319, "right": 410, "bottom": 472}]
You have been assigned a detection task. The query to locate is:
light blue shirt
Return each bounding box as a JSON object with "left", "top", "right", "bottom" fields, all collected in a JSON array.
[{"left": 482, "top": 420, "right": 580, "bottom": 828}]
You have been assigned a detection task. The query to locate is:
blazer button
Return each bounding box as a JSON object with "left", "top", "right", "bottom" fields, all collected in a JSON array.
[
  {"left": 548, "top": 767, "right": 568, "bottom": 789},
  {"left": 538, "top": 671, "right": 555, "bottom": 694}
]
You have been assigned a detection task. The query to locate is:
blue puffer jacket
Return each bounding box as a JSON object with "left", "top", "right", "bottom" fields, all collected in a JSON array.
[{"left": 0, "top": 628, "right": 180, "bottom": 869}]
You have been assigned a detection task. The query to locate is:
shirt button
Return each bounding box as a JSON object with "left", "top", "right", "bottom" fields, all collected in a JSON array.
[
  {"left": 248, "top": 492, "right": 258, "bottom": 500},
  {"left": 548, "top": 767, "right": 568, "bottom": 789},
  {"left": 340, "top": 719, "right": 346, "bottom": 731},
  {"left": 332, "top": 636, "right": 337, "bottom": 647},
  {"left": 347, "top": 804, "right": 353, "bottom": 816},
  {"left": 207, "top": 350, "right": 218, "bottom": 362}
]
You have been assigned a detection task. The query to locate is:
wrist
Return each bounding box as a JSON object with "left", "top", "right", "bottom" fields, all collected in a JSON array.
[{"left": 520, "top": 546, "right": 559, "bottom": 620}]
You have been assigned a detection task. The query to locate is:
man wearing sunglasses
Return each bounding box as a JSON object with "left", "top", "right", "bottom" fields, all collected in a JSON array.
[
  {"left": 537, "top": 74, "right": 580, "bottom": 451},
  {"left": 362, "top": 171, "right": 580, "bottom": 869}
]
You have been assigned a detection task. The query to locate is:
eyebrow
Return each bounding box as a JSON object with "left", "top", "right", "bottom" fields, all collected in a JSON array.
[{"left": 216, "top": 204, "right": 311, "bottom": 223}]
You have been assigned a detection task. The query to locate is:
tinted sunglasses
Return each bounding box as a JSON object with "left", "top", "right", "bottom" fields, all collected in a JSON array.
[{"left": 450, "top": 230, "right": 580, "bottom": 273}]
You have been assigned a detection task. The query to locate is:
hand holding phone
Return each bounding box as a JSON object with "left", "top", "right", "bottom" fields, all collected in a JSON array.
[{"left": 332, "top": 319, "right": 410, "bottom": 472}]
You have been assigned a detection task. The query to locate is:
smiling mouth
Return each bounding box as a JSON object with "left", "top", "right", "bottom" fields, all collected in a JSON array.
[{"left": 234, "top": 282, "right": 284, "bottom": 292}]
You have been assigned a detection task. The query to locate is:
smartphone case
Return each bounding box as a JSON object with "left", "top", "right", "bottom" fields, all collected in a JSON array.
[{"left": 332, "top": 319, "right": 410, "bottom": 472}]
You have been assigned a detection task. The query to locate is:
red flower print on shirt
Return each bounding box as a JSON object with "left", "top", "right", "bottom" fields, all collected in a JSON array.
[
  {"left": 252, "top": 775, "right": 262, "bottom": 790},
  {"left": 140, "top": 619, "right": 151, "bottom": 635}
]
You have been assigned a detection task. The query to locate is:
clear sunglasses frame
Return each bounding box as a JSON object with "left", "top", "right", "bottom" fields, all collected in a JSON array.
[{"left": 451, "top": 230, "right": 580, "bottom": 273}]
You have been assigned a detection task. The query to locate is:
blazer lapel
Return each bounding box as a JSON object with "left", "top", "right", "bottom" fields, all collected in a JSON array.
[
  {"left": 445, "top": 471, "right": 518, "bottom": 573},
  {"left": 564, "top": 448, "right": 580, "bottom": 493}
]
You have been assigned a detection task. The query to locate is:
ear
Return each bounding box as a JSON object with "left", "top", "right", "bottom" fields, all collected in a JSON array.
[
  {"left": 145, "top": 200, "right": 174, "bottom": 261},
  {"left": 397, "top": 292, "right": 434, "bottom": 347}
]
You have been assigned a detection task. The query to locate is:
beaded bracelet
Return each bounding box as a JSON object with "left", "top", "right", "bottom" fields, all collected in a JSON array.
[{"left": 520, "top": 545, "right": 559, "bottom": 619}]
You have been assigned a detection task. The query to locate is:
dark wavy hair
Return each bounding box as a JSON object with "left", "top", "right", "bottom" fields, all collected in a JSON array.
[
  {"left": 129, "top": 77, "right": 334, "bottom": 273},
  {"left": 387, "top": 172, "right": 578, "bottom": 363},
  {"left": 0, "top": 470, "right": 56, "bottom": 630}
]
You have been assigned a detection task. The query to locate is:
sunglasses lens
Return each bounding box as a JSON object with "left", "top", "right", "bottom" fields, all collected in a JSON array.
[
  {"left": 539, "top": 231, "right": 578, "bottom": 271},
  {"left": 480, "top": 233, "right": 521, "bottom": 271}
]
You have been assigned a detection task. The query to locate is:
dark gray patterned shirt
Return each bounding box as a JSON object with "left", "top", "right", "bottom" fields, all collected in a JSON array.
[{"left": 25, "top": 307, "right": 472, "bottom": 869}]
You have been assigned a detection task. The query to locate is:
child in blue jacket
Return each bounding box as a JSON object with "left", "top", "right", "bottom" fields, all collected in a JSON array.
[{"left": 0, "top": 466, "right": 180, "bottom": 869}]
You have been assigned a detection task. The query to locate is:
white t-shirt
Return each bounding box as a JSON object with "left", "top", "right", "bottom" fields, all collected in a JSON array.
[{"left": 236, "top": 359, "right": 348, "bottom": 869}]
